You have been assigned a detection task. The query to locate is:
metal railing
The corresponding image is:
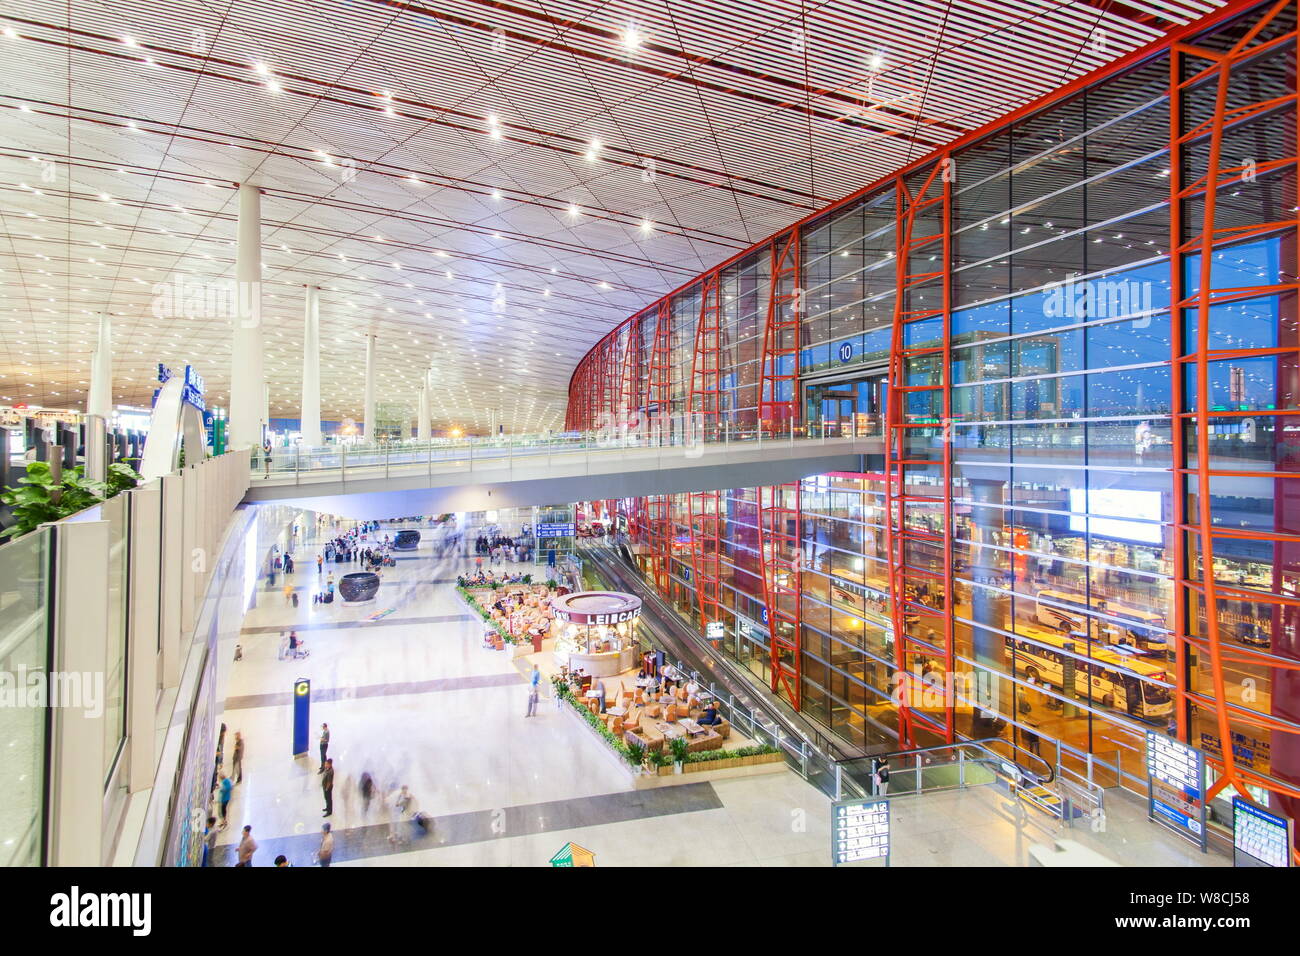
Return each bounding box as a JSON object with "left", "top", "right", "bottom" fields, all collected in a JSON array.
[
  {"left": 833, "top": 737, "right": 1056, "bottom": 801},
  {"left": 249, "top": 418, "right": 876, "bottom": 486}
]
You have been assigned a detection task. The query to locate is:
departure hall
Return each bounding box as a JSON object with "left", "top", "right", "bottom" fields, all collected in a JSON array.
[{"left": 1, "top": 0, "right": 1298, "bottom": 894}]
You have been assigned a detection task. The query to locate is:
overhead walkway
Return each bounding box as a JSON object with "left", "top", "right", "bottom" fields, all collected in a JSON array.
[{"left": 242, "top": 431, "right": 880, "bottom": 517}]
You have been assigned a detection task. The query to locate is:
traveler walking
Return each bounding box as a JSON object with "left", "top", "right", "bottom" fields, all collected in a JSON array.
[
  {"left": 525, "top": 664, "right": 541, "bottom": 717},
  {"left": 318, "top": 723, "right": 330, "bottom": 771},
  {"left": 231, "top": 731, "right": 244, "bottom": 784},
  {"left": 321, "top": 758, "right": 335, "bottom": 817},
  {"left": 359, "top": 771, "right": 376, "bottom": 816},
  {"left": 236, "top": 825, "right": 258, "bottom": 866},
  {"left": 218, "top": 773, "right": 233, "bottom": 825}
]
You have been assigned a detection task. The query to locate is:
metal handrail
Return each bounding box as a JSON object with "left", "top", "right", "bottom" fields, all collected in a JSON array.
[
  {"left": 832, "top": 736, "right": 1058, "bottom": 804},
  {"left": 850, "top": 736, "right": 1056, "bottom": 784}
]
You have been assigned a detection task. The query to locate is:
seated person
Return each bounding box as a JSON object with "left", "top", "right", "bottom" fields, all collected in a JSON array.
[{"left": 697, "top": 702, "right": 722, "bottom": 726}]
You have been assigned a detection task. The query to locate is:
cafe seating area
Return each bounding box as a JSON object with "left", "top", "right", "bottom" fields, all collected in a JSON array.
[
  {"left": 565, "top": 673, "right": 733, "bottom": 754},
  {"left": 463, "top": 580, "right": 564, "bottom": 649}
]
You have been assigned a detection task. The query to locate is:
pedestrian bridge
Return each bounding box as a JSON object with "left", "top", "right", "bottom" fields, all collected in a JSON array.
[{"left": 241, "top": 433, "right": 880, "bottom": 518}]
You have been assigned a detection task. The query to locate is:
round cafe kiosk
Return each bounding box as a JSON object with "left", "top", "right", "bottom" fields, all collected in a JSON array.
[{"left": 550, "top": 591, "right": 641, "bottom": 678}]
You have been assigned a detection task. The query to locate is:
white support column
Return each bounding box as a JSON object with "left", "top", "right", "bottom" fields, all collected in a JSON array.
[
  {"left": 229, "top": 183, "right": 265, "bottom": 449},
  {"left": 363, "top": 331, "right": 377, "bottom": 440},
  {"left": 300, "top": 285, "right": 323, "bottom": 446},
  {"left": 417, "top": 383, "right": 430, "bottom": 441},
  {"left": 87, "top": 312, "right": 112, "bottom": 419}
]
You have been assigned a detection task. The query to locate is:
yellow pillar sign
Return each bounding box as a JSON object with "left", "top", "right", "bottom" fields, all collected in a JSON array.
[{"left": 549, "top": 842, "right": 596, "bottom": 867}]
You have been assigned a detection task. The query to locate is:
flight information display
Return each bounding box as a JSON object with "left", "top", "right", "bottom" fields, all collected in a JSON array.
[{"left": 1232, "top": 797, "right": 1292, "bottom": 867}]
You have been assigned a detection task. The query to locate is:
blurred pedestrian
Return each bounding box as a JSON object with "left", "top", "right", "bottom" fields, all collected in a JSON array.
[
  {"left": 231, "top": 731, "right": 244, "bottom": 784},
  {"left": 359, "top": 771, "right": 376, "bottom": 816}
]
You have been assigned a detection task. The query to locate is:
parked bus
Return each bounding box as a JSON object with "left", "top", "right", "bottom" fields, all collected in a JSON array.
[
  {"left": 1034, "top": 589, "right": 1167, "bottom": 651},
  {"left": 1009, "top": 630, "right": 1172, "bottom": 722}
]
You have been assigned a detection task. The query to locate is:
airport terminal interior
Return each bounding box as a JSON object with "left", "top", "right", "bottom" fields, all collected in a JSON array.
[{"left": 2, "top": 0, "right": 1300, "bottom": 871}]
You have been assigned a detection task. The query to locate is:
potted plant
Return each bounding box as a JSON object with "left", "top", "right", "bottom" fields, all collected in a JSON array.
[
  {"left": 669, "top": 736, "right": 689, "bottom": 774},
  {"left": 545, "top": 578, "right": 557, "bottom": 590},
  {"left": 625, "top": 740, "right": 646, "bottom": 774},
  {"left": 648, "top": 749, "right": 672, "bottom": 776}
]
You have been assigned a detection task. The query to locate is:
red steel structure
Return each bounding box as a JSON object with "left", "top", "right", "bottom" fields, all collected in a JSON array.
[
  {"left": 1171, "top": 0, "right": 1300, "bottom": 839},
  {"left": 884, "top": 158, "right": 955, "bottom": 748},
  {"left": 647, "top": 493, "right": 674, "bottom": 594},
  {"left": 686, "top": 275, "right": 726, "bottom": 637},
  {"left": 758, "top": 482, "right": 803, "bottom": 707},
  {"left": 689, "top": 272, "right": 724, "bottom": 443},
  {"left": 649, "top": 300, "right": 673, "bottom": 442},
  {"left": 620, "top": 311, "right": 646, "bottom": 431},
  {"left": 687, "top": 487, "right": 725, "bottom": 640},
  {"left": 760, "top": 228, "right": 802, "bottom": 434}
]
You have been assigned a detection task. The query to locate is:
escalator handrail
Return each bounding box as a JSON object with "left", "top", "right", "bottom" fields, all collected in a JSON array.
[{"left": 851, "top": 736, "right": 1056, "bottom": 786}]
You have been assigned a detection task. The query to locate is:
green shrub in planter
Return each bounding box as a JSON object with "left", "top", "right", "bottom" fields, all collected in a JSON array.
[
  {"left": 669, "top": 737, "right": 690, "bottom": 764},
  {"left": 625, "top": 741, "right": 646, "bottom": 768}
]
